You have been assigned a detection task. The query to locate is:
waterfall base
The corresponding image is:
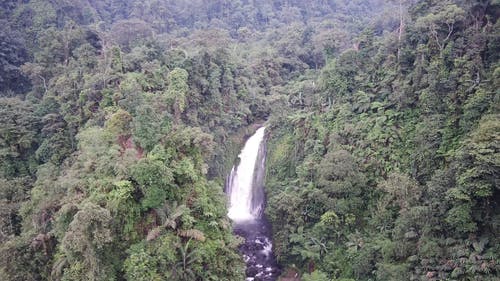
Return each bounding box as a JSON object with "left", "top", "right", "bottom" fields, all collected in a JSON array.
[
  {"left": 226, "top": 127, "right": 279, "bottom": 280},
  {"left": 234, "top": 218, "right": 281, "bottom": 281}
]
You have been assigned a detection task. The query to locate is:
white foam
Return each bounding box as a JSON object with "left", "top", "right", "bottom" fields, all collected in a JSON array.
[
  {"left": 262, "top": 242, "right": 272, "bottom": 257},
  {"left": 227, "top": 127, "right": 266, "bottom": 222}
]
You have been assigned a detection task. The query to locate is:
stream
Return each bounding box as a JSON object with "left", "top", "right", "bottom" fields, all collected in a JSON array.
[{"left": 226, "top": 127, "right": 281, "bottom": 281}]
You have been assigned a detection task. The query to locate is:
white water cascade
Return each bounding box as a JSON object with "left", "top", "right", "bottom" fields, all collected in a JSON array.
[
  {"left": 227, "top": 127, "right": 266, "bottom": 222},
  {"left": 226, "top": 126, "right": 280, "bottom": 281}
]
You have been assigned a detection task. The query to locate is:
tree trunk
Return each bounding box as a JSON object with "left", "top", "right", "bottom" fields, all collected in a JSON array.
[{"left": 397, "top": 0, "right": 405, "bottom": 62}]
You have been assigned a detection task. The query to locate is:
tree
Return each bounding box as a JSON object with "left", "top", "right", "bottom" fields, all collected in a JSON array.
[
  {"left": 167, "top": 68, "right": 190, "bottom": 122},
  {"left": 123, "top": 244, "right": 161, "bottom": 281},
  {"left": 109, "top": 19, "right": 154, "bottom": 51},
  {"left": 54, "top": 202, "right": 114, "bottom": 281},
  {"left": 0, "top": 177, "right": 32, "bottom": 241},
  {"left": 131, "top": 157, "right": 175, "bottom": 210},
  {"left": 35, "top": 112, "right": 73, "bottom": 164},
  {"left": 318, "top": 150, "right": 366, "bottom": 202},
  {"left": 105, "top": 109, "right": 133, "bottom": 136},
  {"left": 415, "top": 2, "right": 466, "bottom": 53},
  {"left": 377, "top": 172, "right": 421, "bottom": 214},
  {"left": 133, "top": 104, "right": 170, "bottom": 152},
  {"left": 0, "top": 97, "right": 39, "bottom": 178},
  {"left": 302, "top": 270, "right": 331, "bottom": 281},
  {"left": 34, "top": 21, "right": 87, "bottom": 71},
  {"left": 0, "top": 21, "right": 30, "bottom": 94},
  {"left": 446, "top": 114, "right": 500, "bottom": 234}
]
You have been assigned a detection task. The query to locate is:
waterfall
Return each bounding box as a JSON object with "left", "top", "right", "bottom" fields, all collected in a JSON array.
[
  {"left": 226, "top": 127, "right": 281, "bottom": 281},
  {"left": 227, "top": 127, "right": 266, "bottom": 222}
]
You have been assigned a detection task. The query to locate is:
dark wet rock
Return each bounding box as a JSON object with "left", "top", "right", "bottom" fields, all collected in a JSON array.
[
  {"left": 234, "top": 218, "right": 281, "bottom": 281},
  {"left": 246, "top": 266, "right": 259, "bottom": 277}
]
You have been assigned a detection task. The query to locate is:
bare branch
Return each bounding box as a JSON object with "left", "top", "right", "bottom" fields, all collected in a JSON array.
[{"left": 38, "top": 75, "right": 48, "bottom": 94}]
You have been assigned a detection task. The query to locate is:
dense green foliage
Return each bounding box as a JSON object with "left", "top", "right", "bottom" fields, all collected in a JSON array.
[
  {"left": 0, "top": 0, "right": 498, "bottom": 280},
  {"left": 265, "top": 1, "right": 500, "bottom": 280}
]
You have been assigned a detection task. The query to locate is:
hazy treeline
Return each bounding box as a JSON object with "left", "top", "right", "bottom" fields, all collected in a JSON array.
[{"left": 0, "top": 0, "right": 498, "bottom": 281}]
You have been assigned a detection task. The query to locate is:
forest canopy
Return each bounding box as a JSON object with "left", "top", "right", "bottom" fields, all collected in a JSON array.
[{"left": 0, "top": 0, "right": 498, "bottom": 281}]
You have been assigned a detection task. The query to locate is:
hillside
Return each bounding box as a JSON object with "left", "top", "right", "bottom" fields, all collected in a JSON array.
[{"left": 0, "top": 1, "right": 498, "bottom": 280}]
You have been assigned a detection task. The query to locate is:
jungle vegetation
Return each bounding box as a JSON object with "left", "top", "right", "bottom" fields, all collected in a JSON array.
[{"left": 0, "top": 0, "right": 498, "bottom": 280}]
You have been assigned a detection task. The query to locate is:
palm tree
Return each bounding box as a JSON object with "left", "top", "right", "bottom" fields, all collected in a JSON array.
[
  {"left": 174, "top": 238, "right": 198, "bottom": 281},
  {"left": 147, "top": 201, "right": 188, "bottom": 241}
]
